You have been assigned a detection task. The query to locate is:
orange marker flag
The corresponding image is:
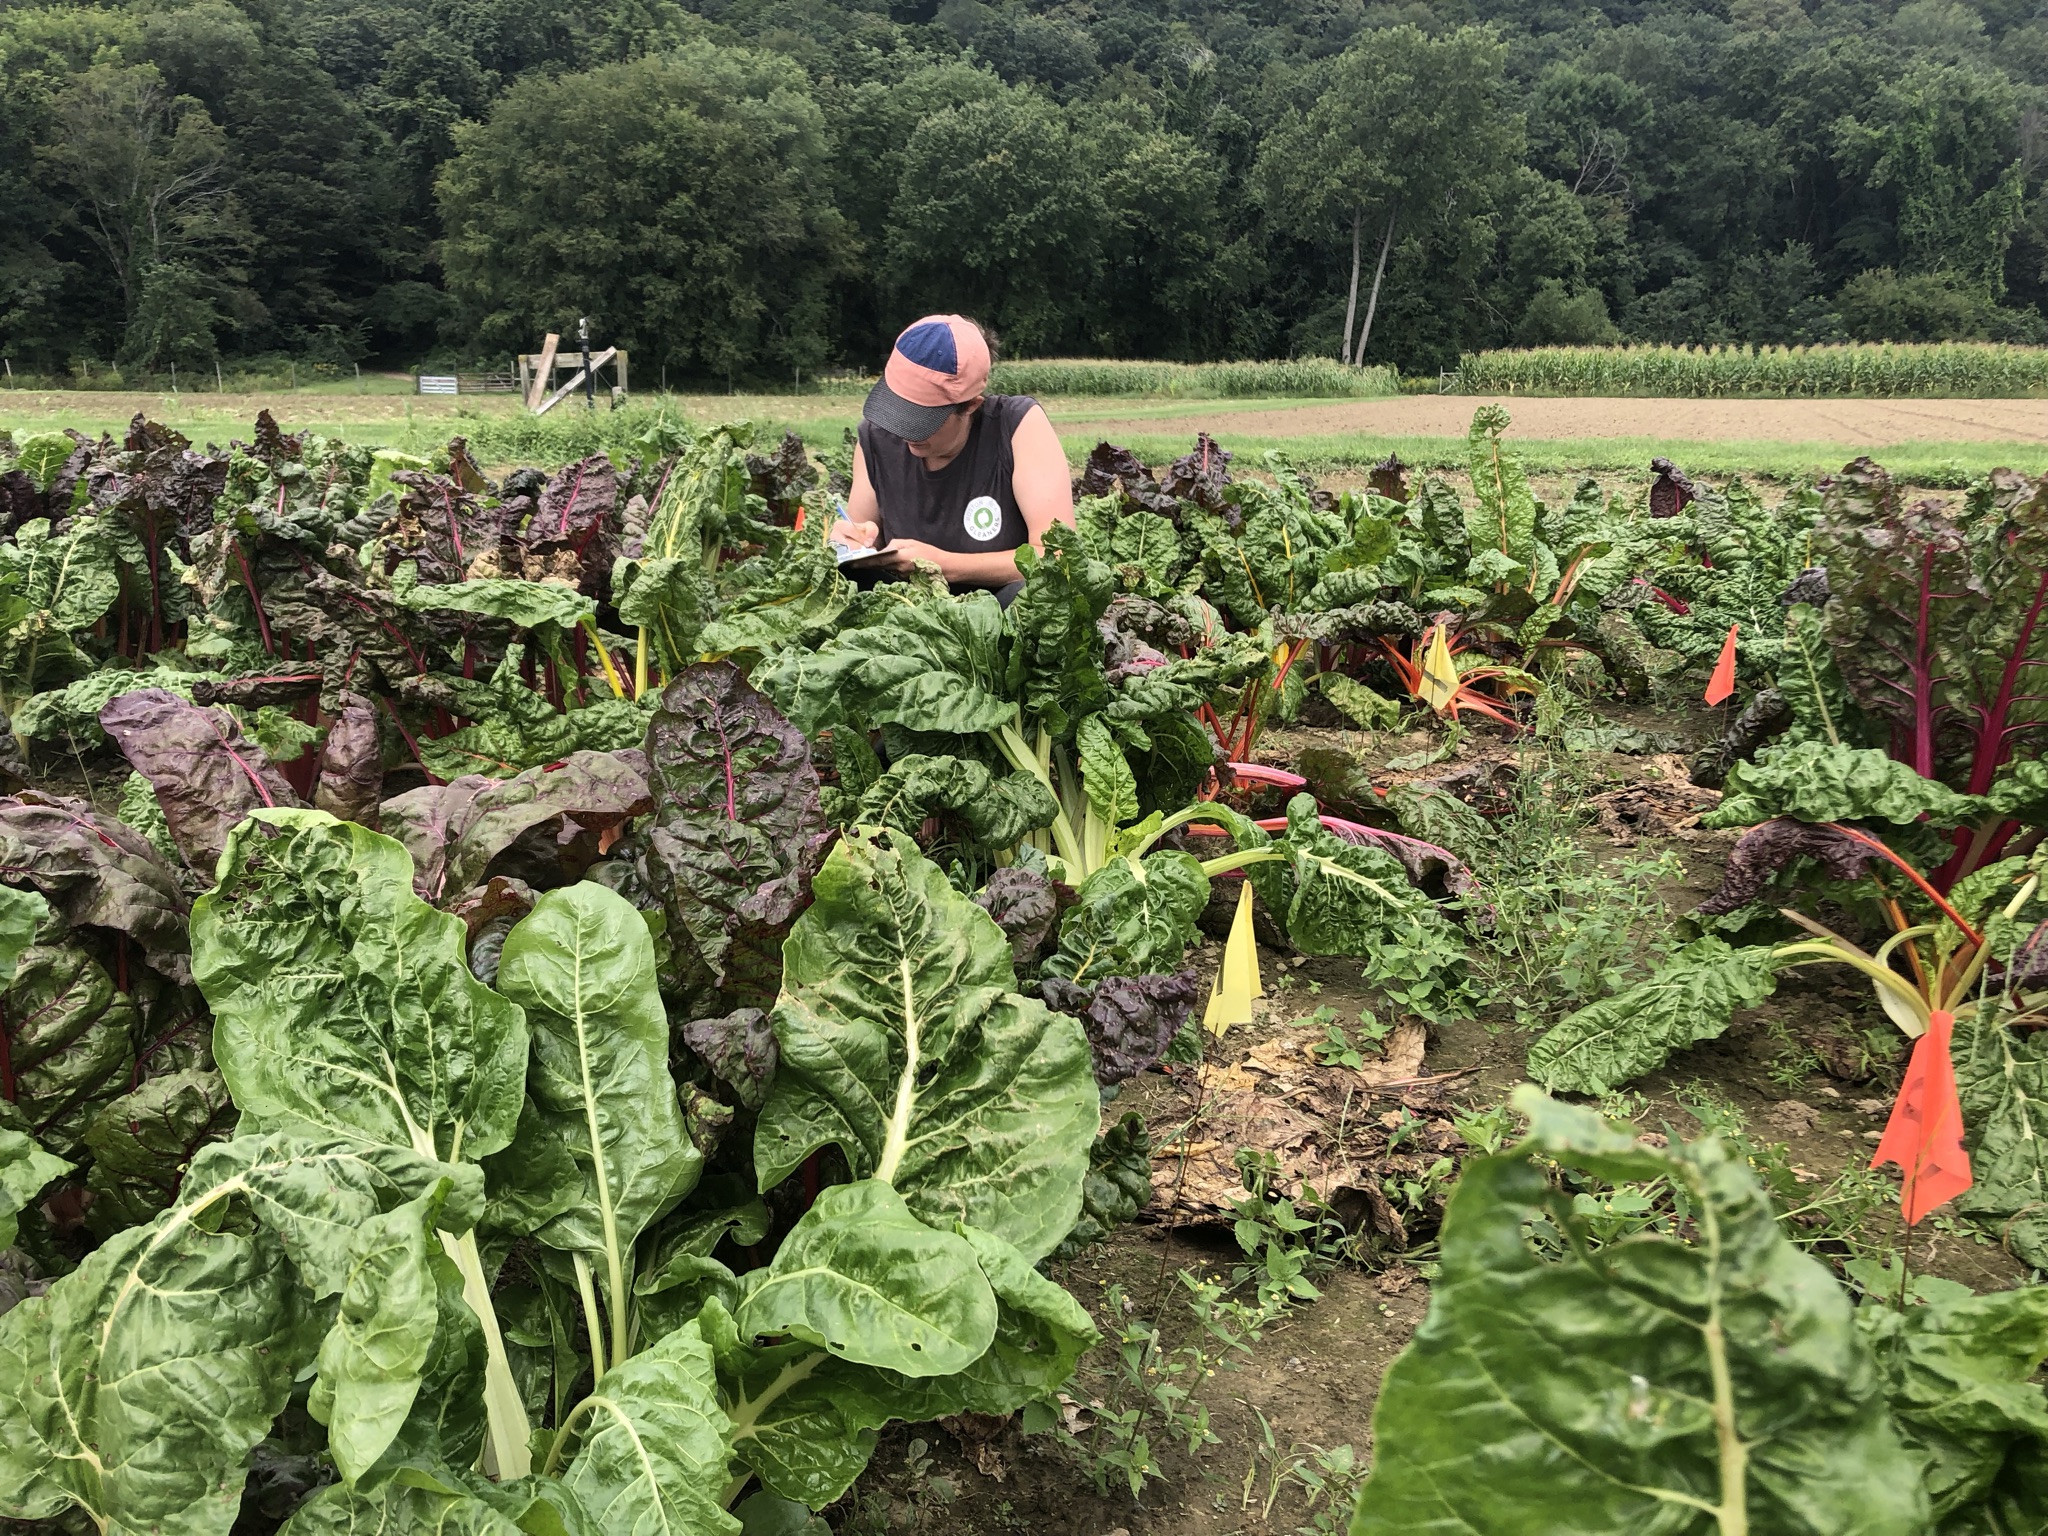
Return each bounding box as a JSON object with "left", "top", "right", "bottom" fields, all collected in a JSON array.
[
  {"left": 1704, "top": 623, "right": 1739, "bottom": 705},
  {"left": 1870, "top": 1009, "right": 1973, "bottom": 1225}
]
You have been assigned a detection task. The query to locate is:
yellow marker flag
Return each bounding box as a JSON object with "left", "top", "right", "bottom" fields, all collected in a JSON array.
[
  {"left": 1417, "top": 625, "right": 1459, "bottom": 715},
  {"left": 1203, "top": 878, "right": 1263, "bottom": 1035}
]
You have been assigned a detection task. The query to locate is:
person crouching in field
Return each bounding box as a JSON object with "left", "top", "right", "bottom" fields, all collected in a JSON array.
[{"left": 828, "top": 314, "right": 1075, "bottom": 607}]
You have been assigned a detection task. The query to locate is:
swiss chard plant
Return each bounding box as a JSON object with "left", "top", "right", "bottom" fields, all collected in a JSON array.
[
  {"left": 1351, "top": 1088, "right": 2048, "bottom": 1536},
  {"left": 0, "top": 810, "right": 1105, "bottom": 1534}
]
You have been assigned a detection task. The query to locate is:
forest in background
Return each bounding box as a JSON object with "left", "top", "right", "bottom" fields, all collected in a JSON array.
[{"left": 2, "top": 0, "right": 2046, "bottom": 385}]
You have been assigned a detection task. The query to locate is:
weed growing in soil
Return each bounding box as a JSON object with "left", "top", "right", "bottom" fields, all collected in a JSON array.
[
  {"left": 1462, "top": 707, "right": 1684, "bottom": 1018},
  {"left": 1052, "top": 1161, "right": 1366, "bottom": 1500},
  {"left": 1237, "top": 1406, "right": 1365, "bottom": 1535}
]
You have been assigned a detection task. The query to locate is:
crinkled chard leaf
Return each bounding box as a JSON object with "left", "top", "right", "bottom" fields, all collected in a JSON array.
[
  {"left": 80, "top": 1066, "right": 237, "bottom": 1235},
  {"left": 0, "top": 791, "right": 190, "bottom": 982},
  {"left": 381, "top": 750, "right": 651, "bottom": 903},
  {"left": 308, "top": 1183, "right": 459, "bottom": 1483},
  {"left": 1352, "top": 1089, "right": 1928, "bottom": 1535},
  {"left": 0, "top": 1134, "right": 476, "bottom": 1536},
  {"left": 2, "top": 942, "right": 138, "bottom": 1158},
  {"left": 192, "top": 810, "right": 528, "bottom": 1163},
  {"left": 757, "top": 827, "right": 1096, "bottom": 1261},
  {"left": 1038, "top": 969, "right": 1199, "bottom": 1084},
  {"left": 1058, "top": 1111, "right": 1153, "bottom": 1255},
  {"left": 1955, "top": 1011, "right": 2048, "bottom": 1272},
  {"left": 494, "top": 883, "right": 702, "bottom": 1271},
  {"left": 0, "top": 884, "right": 46, "bottom": 984},
  {"left": 312, "top": 691, "right": 383, "bottom": 829},
  {"left": 1696, "top": 817, "right": 1888, "bottom": 917},
  {"left": 736, "top": 1178, "right": 997, "bottom": 1377},
  {"left": 679, "top": 1008, "right": 778, "bottom": 1110},
  {"left": 644, "top": 662, "right": 830, "bottom": 1015},
  {"left": 840, "top": 752, "right": 1056, "bottom": 849},
  {"left": 973, "top": 866, "right": 1069, "bottom": 967},
  {"left": 1861, "top": 1281, "right": 2048, "bottom": 1526},
  {"left": 753, "top": 592, "right": 1011, "bottom": 738},
  {"left": 560, "top": 1318, "right": 740, "bottom": 1536},
  {"left": 1042, "top": 848, "right": 1207, "bottom": 986},
  {"left": 100, "top": 688, "right": 303, "bottom": 872},
  {"left": 1702, "top": 741, "right": 1980, "bottom": 830},
  {"left": 0, "top": 1125, "right": 68, "bottom": 1251},
  {"left": 1527, "top": 937, "right": 1782, "bottom": 1095}
]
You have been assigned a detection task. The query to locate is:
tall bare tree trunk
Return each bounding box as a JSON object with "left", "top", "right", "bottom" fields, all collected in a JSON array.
[
  {"left": 1338, "top": 206, "right": 1363, "bottom": 365},
  {"left": 1351, "top": 202, "right": 1399, "bottom": 366}
]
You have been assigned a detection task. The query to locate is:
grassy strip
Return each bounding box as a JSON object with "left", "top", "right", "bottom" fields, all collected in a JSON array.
[
  {"left": 1456, "top": 342, "right": 2048, "bottom": 399},
  {"left": 9, "top": 395, "right": 2042, "bottom": 488},
  {"left": 1087, "top": 432, "right": 2048, "bottom": 486}
]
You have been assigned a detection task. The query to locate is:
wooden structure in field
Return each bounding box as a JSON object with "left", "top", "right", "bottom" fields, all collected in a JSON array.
[{"left": 518, "top": 333, "right": 629, "bottom": 415}]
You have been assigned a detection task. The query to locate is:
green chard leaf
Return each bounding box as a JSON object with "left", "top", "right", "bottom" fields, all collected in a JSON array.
[
  {"left": 1043, "top": 848, "right": 1208, "bottom": 985},
  {"left": 1352, "top": 1088, "right": 1928, "bottom": 1536},
  {"left": 193, "top": 809, "right": 529, "bottom": 1164},
  {"left": 0, "top": 1124, "right": 68, "bottom": 1251},
  {"left": 0, "top": 1134, "right": 477, "bottom": 1535},
  {"left": 560, "top": 1318, "right": 740, "bottom": 1536},
  {"left": 1703, "top": 741, "right": 1980, "bottom": 830},
  {"left": 494, "top": 882, "right": 702, "bottom": 1303},
  {"left": 757, "top": 826, "right": 1097, "bottom": 1262},
  {"left": 736, "top": 1178, "right": 996, "bottom": 1376},
  {"left": 1526, "top": 938, "right": 1781, "bottom": 1095}
]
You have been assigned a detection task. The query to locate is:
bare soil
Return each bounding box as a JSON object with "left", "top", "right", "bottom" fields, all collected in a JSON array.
[
  {"left": 1060, "top": 395, "right": 2048, "bottom": 446},
  {"left": 836, "top": 712, "right": 2026, "bottom": 1536}
]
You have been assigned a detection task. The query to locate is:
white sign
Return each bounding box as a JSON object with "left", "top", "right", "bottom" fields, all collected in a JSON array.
[{"left": 418, "top": 375, "right": 458, "bottom": 395}]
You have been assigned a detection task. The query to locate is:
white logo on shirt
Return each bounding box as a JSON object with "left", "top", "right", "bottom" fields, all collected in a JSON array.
[{"left": 962, "top": 496, "right": 1003, "bottom": 542}]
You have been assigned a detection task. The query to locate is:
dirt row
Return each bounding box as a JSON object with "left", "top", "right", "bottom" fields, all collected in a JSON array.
[{"left": 1057, "top": 393, "right": 2048, "bottom": 445}]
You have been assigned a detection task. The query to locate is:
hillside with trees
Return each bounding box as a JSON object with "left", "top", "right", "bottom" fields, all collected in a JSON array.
[{"left": 2, "top": 0, "right": 2045, "bottom": 382}]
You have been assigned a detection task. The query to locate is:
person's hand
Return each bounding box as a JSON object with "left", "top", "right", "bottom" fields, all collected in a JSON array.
[
  {"left": 828, "top": 518, "right": 880, "bottom": 550},
  {"left": 860, "top": 538, "right": 950, "bottom": 576}
]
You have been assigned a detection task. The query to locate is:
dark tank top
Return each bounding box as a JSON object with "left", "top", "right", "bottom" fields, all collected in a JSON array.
[{"left": 858, "top": 395, "right": 1037, "bottom": 577}]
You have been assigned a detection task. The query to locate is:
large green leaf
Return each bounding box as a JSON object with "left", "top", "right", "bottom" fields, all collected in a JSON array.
[
  {"left": 309, "top": 1185, "right": 455, "bottom": 1483},
  {"left": 1351, "top": 1089, "right": 1928, "bottom": 1536},
  {"left": 1526, "top": 938, "right": 1782, "bottom": 1095},
  {"left": 1042, "top": 848, "right": 1208, "bottom": 985},
  {"left": 560, "top": 1318, "right": 740, "bottom": 1536},
  {"left": 736, "top": 1179, "right": 997, "bottom": 1377},
  {"left": 756, "top": 828, "right": 1096, "bottom": 1261},
  {"left": 1704, "top": 741, "right": 1979, "bottom": 830},
  {"left": 0, "top": 1125, "right": 68, "bottom": 1250},
  {"left": 1955, "top": 1011, "right": 2048, "bottom": 1272},
  {"left": 0, "top": 884, "right": 47, "bottom": 984},
  {"left": 0, "top": 1134, "right": 475, "bottom": 1535},
  {"left": 193, "top": 809, "right": 529, "bottom": 1164},
  {"left": 753, "top": 593, "right": 1012, "bottom": 738},
  {"left": 1863, "top": 1283, "right": 2048, "bottom": 1526},
  {"left": 839, "top": 752, "right": 1057, "bottom": 849},
  {"left": 1245, "top": 797, "right": 1469, "bottom": 985},
  {"left": 0, "top": 941, "right": 138, "bottom": 1157},
  {"left": 81, "top": 1066, "right": 238, "bottom": 1234},
  {"left": 282, "top": 1464, "right": 593, "bottom": 1536},
  {"left": 495, "top": 883, "right": 701, "bottom": 1276},
  {"left": 1006, "top": 527, "right": 1114, "bottom": 739}
]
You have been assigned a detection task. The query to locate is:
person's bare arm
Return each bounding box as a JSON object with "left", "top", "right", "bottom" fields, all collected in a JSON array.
[
  {"left": 830, "top": 442, "right": 882, "bottom": 549},
  {"left": 867, "top": 405, "right": 1074, "bottom": 584}
]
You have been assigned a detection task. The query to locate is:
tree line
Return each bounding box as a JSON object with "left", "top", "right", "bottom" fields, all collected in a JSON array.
[{"left": 2, "top": 0, "right": 2045, "bottom": 385}]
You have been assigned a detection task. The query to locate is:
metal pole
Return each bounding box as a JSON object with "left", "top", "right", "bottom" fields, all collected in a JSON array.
[{"left": 579, "top": 317, "right": 593, "bottom": 413}]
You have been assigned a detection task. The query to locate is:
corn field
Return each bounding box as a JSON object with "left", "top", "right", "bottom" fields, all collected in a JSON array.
[
  {"left": 987, "top": 356, "right": 1400, "bottom": 398},
  {"left": 1456, "top": 342, "right": 2048, "bottom": 398}
]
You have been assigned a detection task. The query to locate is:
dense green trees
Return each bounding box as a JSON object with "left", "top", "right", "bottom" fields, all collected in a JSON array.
[{"left": 2, "top": 0, "right": 2047, "bottom": 382}]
